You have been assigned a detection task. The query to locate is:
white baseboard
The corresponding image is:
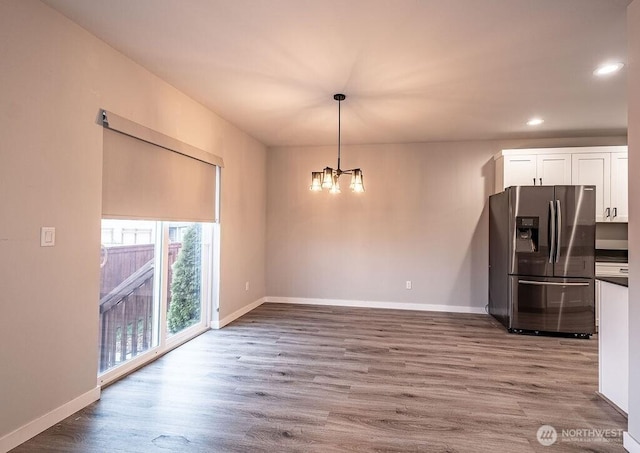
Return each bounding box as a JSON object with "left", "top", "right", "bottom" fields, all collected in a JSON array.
[
  {"left": 209, "top": 296, "right": 485, "bottom": 330},
  {"left": 625, "top": 432, "right": 640, "bottom": 453},
  {"left": 211, "top": 297, "right": 266, "bottom": 329},
  {"left": 0, "top": 386, "right": 100, "bottom": 453},
  {"left": 264, "top": 296, "right": 487, "bottom": 314}
]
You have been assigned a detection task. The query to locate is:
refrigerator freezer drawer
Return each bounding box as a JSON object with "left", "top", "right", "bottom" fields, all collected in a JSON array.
[{"left": 509, "top": 276, "right": 594, "bottom": 334}]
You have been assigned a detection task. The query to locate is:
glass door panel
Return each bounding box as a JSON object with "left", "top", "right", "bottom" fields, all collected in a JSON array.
[
  {"left": 166, "top": 222, "right": 211, "bottom": 337},
  {"left": 99, "top": 219, "right": 160, "bottom": 373}
]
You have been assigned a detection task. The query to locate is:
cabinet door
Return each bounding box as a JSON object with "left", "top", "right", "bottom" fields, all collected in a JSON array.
[
  {"left": 571, "top": 153, "right": 611, "bottom": 222},
  {"left": 537, "top": 154, "right": 571, "bottom": 185},
  {"left": 598, "top": 281, "right": 629, "bottom": 413},
  {"left": 610, "top": 153, "right": 628, "bottom": 222},
  {"left": 503, "top": 155, "right": 537, "bottom": 187},
  {"left": 595, "top": 280, "right": 600, "bottom": 329}
]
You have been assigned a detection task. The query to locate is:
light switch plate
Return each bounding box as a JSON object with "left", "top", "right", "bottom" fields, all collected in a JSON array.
[{"left": 41, "top": 227, "right": 55, "bottom": 247}]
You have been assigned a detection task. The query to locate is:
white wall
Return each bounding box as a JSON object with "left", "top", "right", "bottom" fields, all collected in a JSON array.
[
  {"left": 0, "top": 0, "right": 266, "bottom": 443},
  {"left": 267, "top": 136, "right": 626, "bottom": 310},
  {"left": 627, "top": 0, "right": 640, "bottom": 447}
]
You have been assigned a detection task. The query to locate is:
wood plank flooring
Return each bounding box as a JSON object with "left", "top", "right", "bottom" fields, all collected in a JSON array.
[{"left": 12, "top": 303, "right": 627, "bottom": 452}]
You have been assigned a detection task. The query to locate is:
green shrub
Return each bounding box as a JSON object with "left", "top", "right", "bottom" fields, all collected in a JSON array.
[{"left": 167, "top": 224, "right": 201, "bottom": 333}]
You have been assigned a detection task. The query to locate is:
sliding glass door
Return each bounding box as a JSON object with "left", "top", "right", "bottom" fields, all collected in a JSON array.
[
  {"left": 99, "top": 219, "right": 214, "bottom": 380},
  {"left": 165, "top": 222, "right": 215, "bottom": 342}
]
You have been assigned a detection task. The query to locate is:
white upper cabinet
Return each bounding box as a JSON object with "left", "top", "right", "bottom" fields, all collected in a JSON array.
[
  {"left": 571, "top": 153, "right": 611, "bottom": 222},
  {"left": 494, "top": 146, "right": 628, "bottom": 223},
  {"left": 610, "top": 153, "right": 628, "bottom": 222},
  {"left": 571, "top": 151, "right": 628, "bottom": 223},
  {"left": 502, "top": 155, "right": 537, "bottom": 188},
  {"left": 537, "top": 154, "right": 572, "bottom": 186},
  {"left": 496, "top": 152, "right": 571, "bottom": 192}
]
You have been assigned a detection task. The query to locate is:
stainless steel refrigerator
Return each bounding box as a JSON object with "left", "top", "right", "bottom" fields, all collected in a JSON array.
[{"left": 489, "top": 185, "right": 595, "bottom": 337}]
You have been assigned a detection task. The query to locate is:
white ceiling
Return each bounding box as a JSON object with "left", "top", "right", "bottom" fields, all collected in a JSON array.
[{"left": 43, "top": 0, "right": 630, "bottom": 147}]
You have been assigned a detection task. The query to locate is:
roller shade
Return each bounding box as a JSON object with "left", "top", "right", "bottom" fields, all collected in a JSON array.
[{"left": 101, "top": 110, "right": 222, "bottom": 222}]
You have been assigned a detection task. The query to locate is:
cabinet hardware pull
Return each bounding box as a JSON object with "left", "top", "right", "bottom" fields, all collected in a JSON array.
[
  {"left": 539, "top": 178, "right": 542, "bottom": 185},
  {"left": 612, "top": 207, "right": 617, "bottom": 219},
  {"left": 533, "top": 178, "right": 536, "bottom": 185},
  {"left": 605, "top": 207, "right": 611, "bottom": 218}
]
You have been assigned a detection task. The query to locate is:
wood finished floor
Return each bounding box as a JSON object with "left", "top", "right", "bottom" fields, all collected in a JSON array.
[{"left": 12, "top": 303, "right": 627, "bottom": 453}]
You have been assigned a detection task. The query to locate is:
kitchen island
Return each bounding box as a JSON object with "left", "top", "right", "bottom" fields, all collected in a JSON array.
[{"left": 597, "top": 276, "right": 629, "bottom": 415}]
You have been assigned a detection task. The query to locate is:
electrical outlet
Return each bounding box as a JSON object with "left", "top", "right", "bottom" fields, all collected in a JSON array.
[{"left": 405, "top": 280, "right": 412, "bottom": 290}]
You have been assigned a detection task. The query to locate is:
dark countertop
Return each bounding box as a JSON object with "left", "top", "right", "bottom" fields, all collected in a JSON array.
[{"left": 597, "top": 277, "right": 628, "bottom": 287}]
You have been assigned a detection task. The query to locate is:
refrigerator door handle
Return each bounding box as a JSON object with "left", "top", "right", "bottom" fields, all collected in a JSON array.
[
  {"left": 555, "top": 200, "right": 562, "bottom": 263},
  {"left": 518, "top": 280, "right": 590, "bottom": 287},
  {"left": 548, "top": 200, "right": 556, "bottom": 263}
]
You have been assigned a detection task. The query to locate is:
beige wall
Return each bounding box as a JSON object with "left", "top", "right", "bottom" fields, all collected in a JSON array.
[
  {"left": 627, "top": 0, "right": 640, "bottom": 444},
  {"left": 267, "top": 142, "right": 492, "bottom": 308},
  {"left": 0, "top": 0, "right": 266, "bottom": 440},
  {"left": 267, "top": 136, "right": 626, "bottom": 309}
]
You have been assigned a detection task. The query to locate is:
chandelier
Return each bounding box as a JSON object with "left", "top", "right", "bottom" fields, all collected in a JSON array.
[{"left": 310, "top": 94, "right": 364, "bottom": 193}]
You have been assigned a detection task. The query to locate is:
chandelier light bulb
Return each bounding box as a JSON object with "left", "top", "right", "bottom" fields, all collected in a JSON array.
[
  {"left": 350, "top": 169, "right": 365, "bottom": 193},
  {"left": 310, "top": 172, "right": 323, "bottom": 191},
  {"left": 330, "top": 176, "right": 341, "bottom": 194},
  {"left": 322, "top": 167, "right": 334, "bottom": 188}
]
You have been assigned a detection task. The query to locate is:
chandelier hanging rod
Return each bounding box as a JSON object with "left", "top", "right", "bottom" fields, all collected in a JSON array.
[{"left": 336, "top": 93, "right": 344, "bottom": 173}]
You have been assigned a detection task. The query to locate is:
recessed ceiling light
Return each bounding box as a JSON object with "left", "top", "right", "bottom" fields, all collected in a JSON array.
[
  {"left": 527, "top": 118, "right": 544, "bottom": 126},
  {"left": 593, "top": 62, "right": 624, "bottom": 76}
]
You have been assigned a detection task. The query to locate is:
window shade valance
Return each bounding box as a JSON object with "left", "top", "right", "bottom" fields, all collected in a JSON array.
[{"left": 100, "top": 110, "right": 222, "bottom": 222}]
